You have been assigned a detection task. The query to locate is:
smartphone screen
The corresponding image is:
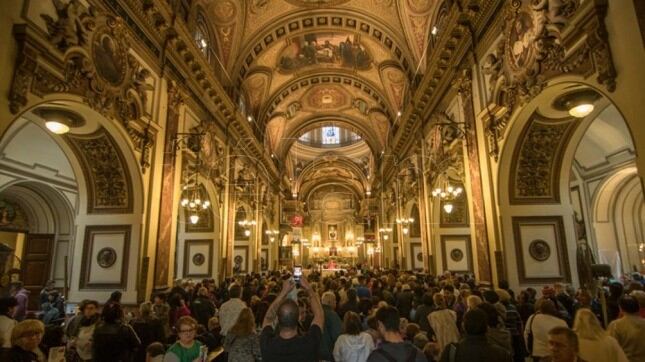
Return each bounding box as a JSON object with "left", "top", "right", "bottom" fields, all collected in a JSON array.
[{"left": 293, "top": 266, "right": 302, "bottom": 284}]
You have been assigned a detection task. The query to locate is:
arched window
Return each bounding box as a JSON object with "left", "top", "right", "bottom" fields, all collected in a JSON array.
[
  {"left": 194, "top": 14, "right": 210, "bottom": 60},
  {"left": 322, "top": 126, "right": 339, "bottom": 144}
]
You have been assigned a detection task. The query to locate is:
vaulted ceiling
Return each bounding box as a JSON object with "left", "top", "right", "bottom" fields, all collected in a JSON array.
[{"left": 196, "top": 0, "right": 443, "bottom": 202}]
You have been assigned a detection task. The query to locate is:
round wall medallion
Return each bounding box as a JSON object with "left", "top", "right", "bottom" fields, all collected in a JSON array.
[
  {"left": 450, "top": 248, "right": 464, "bottom": 262},
  {"left": 97, "top": 247, "right": 117, "bottom": 268},
  {"left": 92, "top": 30, "right": 127, "bottom": 86},
  {"left": 416, "top": 252, "right": 423, "bottom": 262},
  {"left": 234, "top": 255, "right": 243, "bottom": 265},
  {"left": 192, "top": 253, "right": 205, "bottom": 266},
  {"left": 529, "top": 239, "right": 551, "bottom": 261}
]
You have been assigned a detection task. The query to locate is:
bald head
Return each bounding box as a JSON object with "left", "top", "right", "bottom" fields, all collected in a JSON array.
[{"left": 278, "top": 299, "right": 299, "bottom": 329}]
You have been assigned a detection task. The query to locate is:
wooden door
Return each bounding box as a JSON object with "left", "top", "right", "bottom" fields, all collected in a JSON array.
[{"left": 21, "top": 234, "right": 54, "bottom": 310}]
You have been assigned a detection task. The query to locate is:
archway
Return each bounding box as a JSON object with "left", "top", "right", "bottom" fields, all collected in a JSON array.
[
  {"left": 0, "top": 99, "right": 145, "bottom": 303},
  {"left": 498, "top": 81, "right": 642, "bottom": 288}
]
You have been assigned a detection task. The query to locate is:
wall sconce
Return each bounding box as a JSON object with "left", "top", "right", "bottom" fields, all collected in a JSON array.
[{"left": 265, "top": 229, "right": 279, "bottom": 243}]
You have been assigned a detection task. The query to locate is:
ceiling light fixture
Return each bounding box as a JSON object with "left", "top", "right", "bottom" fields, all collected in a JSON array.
[
  {"left": 431, "top": 26, "right": 438, "bottom": 36},
  {"left": 45, "top": 121, "right": 71, "bottom": 135},
  {"left": 553, "top": 89, "right": 601, "bottom": 119},
  {"left": 568, "top": 103, "right": 594, "bottom": 118},
  {"left": 34, "top": 108, "right": 85, "bottom": 135}
]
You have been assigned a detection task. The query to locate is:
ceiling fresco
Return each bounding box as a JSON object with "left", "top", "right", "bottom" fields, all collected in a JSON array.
[
  {"left": 278, "top": 32, "right": 373, "bottom": 73},
  {"left": 198, "top": 0, "right": 442, "bottom": 200}
]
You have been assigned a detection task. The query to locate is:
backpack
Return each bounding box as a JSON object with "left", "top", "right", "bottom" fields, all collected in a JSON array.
[{"left": 375, "top": 344, "right": 418, "bottom": 362}]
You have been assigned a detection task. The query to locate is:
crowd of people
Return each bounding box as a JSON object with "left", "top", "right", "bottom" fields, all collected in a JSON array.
[{"left": 0, "top": 268, "right": 644, "bottom": 362}]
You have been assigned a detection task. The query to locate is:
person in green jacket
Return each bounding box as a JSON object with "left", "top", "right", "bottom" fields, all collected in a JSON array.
[
  {"left": 164, "top": 316, "right": 205, "bottom": 362},
  {"left": 320, "top": 291, "right": 342, "bottom": 361}
]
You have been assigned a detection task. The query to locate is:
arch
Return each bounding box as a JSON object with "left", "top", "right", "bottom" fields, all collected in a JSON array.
[
  {"left": 296, "top": 155, "right": 369, "bottom": 189},
  {"left": 233, "top": 8, "right": 416, "bottom": 83},
  {"left": 261, "top": 72, "right": 394, "bottom": 122},
  {"left": 497, "top": 78, "right": 642, "bottom": 288},
  {"left": 277, "top": 114, "right": 383, "bottom": 159},
  {"left": 0, "top": 98, "right": 145, "bottom": 303},
  {"left": 302, "top": 179, "right": 363, "bottom": 204},
  {"left": 591, "top": 167, "right": 643, "bottom": 275}
]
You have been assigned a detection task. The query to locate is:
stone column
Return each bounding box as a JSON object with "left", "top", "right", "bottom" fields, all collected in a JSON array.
[
  {"left": 153, "top": 82, "right": 183, "bottom": 289},
  {"left": 459, "top": 71, "right": 493, "bottom": 283},
  {"left": 417, "top": 143, "right": 433, "bottom": 273}
]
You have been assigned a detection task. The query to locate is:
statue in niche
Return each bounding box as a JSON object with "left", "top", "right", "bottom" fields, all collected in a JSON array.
[
  {"left": 285, "top": 101, "right": 301, "bottom": 119},
  {"left": 235, "top": 167, "right": 254, "bottom": 195},
  {"left": 574, "top": 211, "right": 586, "bottom": 241},
  {"left": 352, "top": 98, "right": 369, "bottom": 114}
]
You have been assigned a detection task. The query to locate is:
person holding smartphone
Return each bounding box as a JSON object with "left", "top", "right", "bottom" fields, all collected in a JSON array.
[{"left": 260, "top": 273, "right": 324, "bottom": 362}]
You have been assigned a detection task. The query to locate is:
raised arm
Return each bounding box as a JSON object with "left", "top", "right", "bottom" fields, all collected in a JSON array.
[
  {"left": 262, "top": 279, "right": 295, "bottom": 328},
  {"left": 301, "top": 276, "right": 324, "bottom": 329}
]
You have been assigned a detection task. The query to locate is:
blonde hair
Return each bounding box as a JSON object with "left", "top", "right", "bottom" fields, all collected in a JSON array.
[
  {"left": 208, "top": 316, "right": 220, "bottom": 331},
  {"left": 139, "top": 301, "right": 153, "bottom": 317},
  {"left": 466, "top": 295, "right": 483, "bottom": 310},
  {"left": 229, "top": 307, "right": 256, "bottom": 337},
  {"left": 321, "top": 291, "right": 336, "bottom": 307},
  {"left": 433, "top": 293, "right": 446, "bottom": 309},
  {"left": 11, "top": 319, "right": 44, "bottom": 349},
  {"left": 573, "top": 308, "right": 605, "bottom": 340}
]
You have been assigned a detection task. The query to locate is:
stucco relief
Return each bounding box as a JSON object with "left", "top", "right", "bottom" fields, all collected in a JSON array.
[
  {"left": 481, "top": 0, "right": 615, "bottom": 159},
  {"left": 303, "top": 85, "right": 350, "bottom": 110},
  {"left": 66, "top": 128, "right": 133, "bottom": 214},
  {"left": 11, "top": 1, "right": 155, "bottom": 173},
  {"left": 510, "top": 114, "right": 577, "bottom": 203},
  {"left": 379, "top": 66, "right": 407, "bottom": 111},
  {"left": 397, "top": 0, "right": 435, "bottom": 67}
]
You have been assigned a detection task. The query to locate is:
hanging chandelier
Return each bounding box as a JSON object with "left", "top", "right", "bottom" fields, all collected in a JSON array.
[
  {"left": 179, "top": 134, "right": 209, "bottom": 224},
  {"left": 396, "top": 218, "right": 414, "bottom": 235},
  {"left": 238, "top": 220, "right": 257, "bottom": 236},
  {"left": 431, "top": 175, "right": 463, "bottom": 214},
  {"left": 180, "top": 187, "right": 210, "bottom": 224}
]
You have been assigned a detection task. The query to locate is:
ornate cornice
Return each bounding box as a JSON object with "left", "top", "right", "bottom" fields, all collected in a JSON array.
[{"left": 110, "top": 0, "right": 280, "bottom": 182}]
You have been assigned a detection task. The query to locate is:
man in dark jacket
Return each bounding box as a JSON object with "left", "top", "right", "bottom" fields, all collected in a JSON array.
[
  {"left": 92, "top": 303, "right": 141, "bottom": 362},
  {"left": 367, "top": 306, "right": 426, "bottom": 362},
  {"left": 191, "top": 287, "right": 217, "bottom": 327},
  {"left": 395, "top": 284, "right": 414, "bottom": 319},
  {"left": 439, "top": 309, "right": 511, "bottom": 362},
  {"left": 320, "top": 291, "right": 342, "bottom": 361}
]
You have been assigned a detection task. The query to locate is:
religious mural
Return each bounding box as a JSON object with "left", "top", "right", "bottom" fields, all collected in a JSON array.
[
  {"left": 279, "top": 33, "right": 372, "bottom": 73},
  {"left": 0, "top": 200, "right": 28, "bottom": 232}
]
